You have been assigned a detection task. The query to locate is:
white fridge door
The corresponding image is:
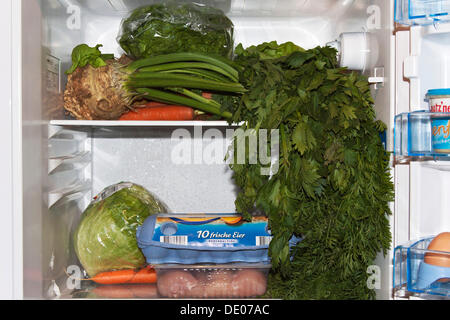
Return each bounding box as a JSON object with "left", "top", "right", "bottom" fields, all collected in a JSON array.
[
  {"left": 393, "top": 9, "right": 450, "bottom": 298},
  {"left": 0, "top": 0, "right": 23, "bottom": 300},
  {"left": 395, "top": 24, "right": 450, "bottom": 242}
]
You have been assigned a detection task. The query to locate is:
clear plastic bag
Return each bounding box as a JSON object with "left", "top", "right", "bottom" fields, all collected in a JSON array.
[
  {"left": 117, "top": 2, "right": 234, "bottom": 59},
  {"left": 155, "top": 264, "right": 270, "bottom": 298},
  {"left": 73, "top": 182, "right": 168, "bottom": 277}
]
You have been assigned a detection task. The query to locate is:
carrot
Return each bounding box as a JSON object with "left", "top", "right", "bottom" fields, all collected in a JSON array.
[
  {"left": 120, "top": 105, "right": 195, "bottom": 121},
  {"left": 90, "top": 265, "right": 157, "bottom": 285},
  {"left": 92, "top": 284, "right": 159, "bottom": 299},
  {"left": 129, "top": 284, "right": 159, "bottom": 298},
  {"left": 93, "top": 285, "right": 135, "bottom": 299},
  {"left": 202, "top": 92, "right": 213, "bottom": 99}
]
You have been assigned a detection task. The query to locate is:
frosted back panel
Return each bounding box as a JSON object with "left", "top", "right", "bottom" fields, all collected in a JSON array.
[{"left": 91, "top": 127, "right": 238, "bottom": 213}]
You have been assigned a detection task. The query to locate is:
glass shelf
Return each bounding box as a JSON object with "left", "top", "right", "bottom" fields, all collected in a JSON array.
[
  {"left": 395, "top": 0, "right": 450, "bottom": 25},
  {"left": 49, "top": 120, "right": 243, "bottom": 127}
]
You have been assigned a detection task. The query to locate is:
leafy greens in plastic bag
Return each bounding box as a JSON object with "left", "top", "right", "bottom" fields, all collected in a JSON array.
[
  {"left": 118, "top": 2, "right": 234, "bottom": 59},
  {"left": 73, "top": 182, "right": 168, "bottom": 277}
]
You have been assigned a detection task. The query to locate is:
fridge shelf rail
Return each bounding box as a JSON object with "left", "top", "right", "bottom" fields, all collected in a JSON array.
[
  {"left": 48, "top": 123, "right": 93, "bottom": 209},
  {"left": 47, "top": 180, "right": 92, "bottom": 209},
  {"left": 48, "top": 151, "right": 91, "bottom": 174},
  {"left": 395, "top": 0, "right": 450, "bottom": 25}
]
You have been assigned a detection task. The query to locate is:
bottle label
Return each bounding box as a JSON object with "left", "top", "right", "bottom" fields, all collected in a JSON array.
[
  {"left": 432, "top": 118, "right": 450, "bottom": 153},
  {"left": 429, "top": 97, "right": 450, "bottom": 113}
]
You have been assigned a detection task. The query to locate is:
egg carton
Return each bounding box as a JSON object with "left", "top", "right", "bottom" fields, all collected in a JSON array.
[{"left": 136, "top": 214, "right": 301, "bottom": 265}]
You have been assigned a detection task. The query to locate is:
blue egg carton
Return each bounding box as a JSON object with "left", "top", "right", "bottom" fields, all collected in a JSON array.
[
  {"left": 393, "top": 237, "right": 450, "bottom": 297},
  {"left": 136, "top": 214, "right": 302, "bottom": 265}
]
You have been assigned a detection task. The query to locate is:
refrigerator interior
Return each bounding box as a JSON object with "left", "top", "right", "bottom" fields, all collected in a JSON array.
[{"left": 15, "top": 0, "right": 399, "bottom": 299}]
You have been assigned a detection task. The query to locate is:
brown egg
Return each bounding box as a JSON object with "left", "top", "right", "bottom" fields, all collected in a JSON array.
[{"left": 424, "top": 232, "right": 450, "bottom": 267}]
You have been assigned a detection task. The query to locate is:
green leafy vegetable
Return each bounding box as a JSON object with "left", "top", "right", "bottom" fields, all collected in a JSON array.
[
  {"left": 73, "top": 183, "right": 167, "bottom": 277},
  {"left": 234, "top": 41, "right": 304, "bottom": 60},
  {"left": 225, "top": 42, "right": 394, "bottom": 300},
  {"left": 66, "top": 44, "right": 114, "bottom": 75},
  {"left": 118, "top": 3, "right": 234, "bottom": 59}
]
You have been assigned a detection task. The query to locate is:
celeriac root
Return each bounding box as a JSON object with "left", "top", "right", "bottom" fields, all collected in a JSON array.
[{"left": 64, "top": 60, "right": 130, "bottom": 120}]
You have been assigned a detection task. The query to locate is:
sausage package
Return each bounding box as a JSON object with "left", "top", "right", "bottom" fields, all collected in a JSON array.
[
  {"left": 154, "top": 263, "right": 271, "bottom": 298},
  {"left": 136, "top": 214, "right": 276, "bottom": 265}
]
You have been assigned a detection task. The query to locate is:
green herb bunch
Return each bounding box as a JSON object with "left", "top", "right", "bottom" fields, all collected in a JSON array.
[{"left": 225, "top": 42, "right": 394, "bottom": 299}]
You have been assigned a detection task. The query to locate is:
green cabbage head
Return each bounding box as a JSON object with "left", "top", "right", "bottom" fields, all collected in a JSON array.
[{"left": 73, "top": 182, "right": 167, "bottom": 277}]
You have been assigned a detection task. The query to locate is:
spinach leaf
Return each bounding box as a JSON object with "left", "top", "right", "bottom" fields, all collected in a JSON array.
[
  {"left": 235, "top": 41, "right": 304, "bottom": 60},
  {"left": 66, "top": 44, "right": 114, "bottom": 75}
]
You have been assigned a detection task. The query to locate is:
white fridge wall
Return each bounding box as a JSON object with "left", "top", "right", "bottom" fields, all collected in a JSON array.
[
  {"left": 410, "top": 163, "right": 450, "bottom": 238},
  {"left": 22, "top": 0, "right": 47, "bottom": 299},
  {"left": 1, "top": 0, "right": 46, "bottom": 300},
  {"left": 418, "top": 25, "right": 450, "bottom": 110},
  {"left": 0, "top": 0, "right": 16, "bottom": 300}
]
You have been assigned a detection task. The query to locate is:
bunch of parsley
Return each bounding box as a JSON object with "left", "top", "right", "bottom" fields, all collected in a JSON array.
[{"left": 224, "top": 42, "right": 394, "bottom": 300}]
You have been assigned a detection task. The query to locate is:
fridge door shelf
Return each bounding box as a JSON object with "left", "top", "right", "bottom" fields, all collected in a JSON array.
[
  {"left": 395, "top": 0, "right": 450, "bottom": 25},
  {"left": 393, "top": 237, "right": 450, "bottom": 298},
  {"left": 394, "top": 111, "right": 450, "bottom": 162}
]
